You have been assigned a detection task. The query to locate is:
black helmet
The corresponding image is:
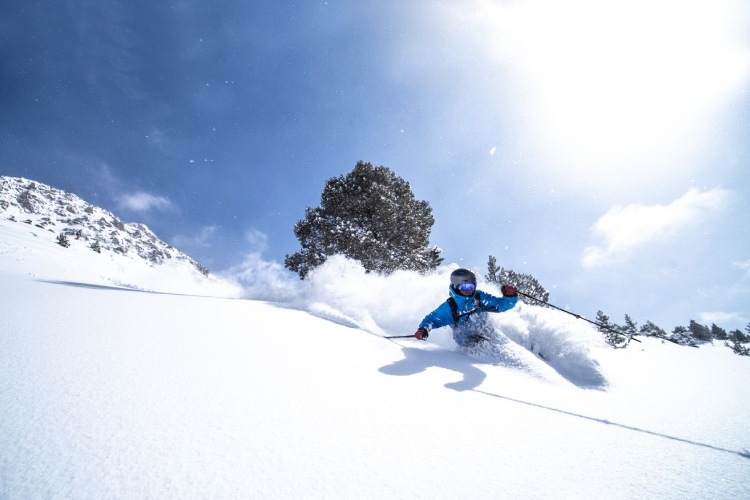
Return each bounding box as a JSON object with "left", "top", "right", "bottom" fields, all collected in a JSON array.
[
  {"left": 450, "top": 268, "right": 477, "bottom": 296},
  {"left": 450, "top": 268, "right": 476, "bottom": 285}
]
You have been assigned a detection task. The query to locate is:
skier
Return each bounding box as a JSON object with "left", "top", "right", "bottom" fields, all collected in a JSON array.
[{"left": 414, "top": 268, "right": 518, "bottom": 347}]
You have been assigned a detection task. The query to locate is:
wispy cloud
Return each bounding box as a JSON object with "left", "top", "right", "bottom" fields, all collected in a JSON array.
[
  {"left": 117, "top": 191, "right": 174, "bottom": 213},
  {"left": 94, "top": 163, "right": 122, "bottom": 194},
  {"left": 581, "top": 188, "right": 729, "bottom": 269},
  {"left": 93, "top": 163, "right": 176, "bottom": 215},
  {"left": 698, "top": 311, "right": 746, "bottom": 328}
]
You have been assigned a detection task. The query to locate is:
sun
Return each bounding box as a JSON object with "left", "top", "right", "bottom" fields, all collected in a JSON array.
[{"left": 472, "top": 0, "right": 750, "bottom": 188}]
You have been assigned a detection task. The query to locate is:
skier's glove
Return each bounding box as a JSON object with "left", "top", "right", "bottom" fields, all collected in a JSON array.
[
  {"left": 415, "top": 328, "right": 429, "bottom": 340},
  {"left": 501, "top": 285, "right": 518, "bottom": 297}
]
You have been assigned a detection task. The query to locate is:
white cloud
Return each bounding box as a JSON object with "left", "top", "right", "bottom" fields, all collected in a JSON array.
[
  {"left": 581, "top": 188, "right": 729, "bottom": 268},
  {"left": 117, "top": 191, "right": 175, "bottom": 213},
  {"left": 698, "top": 311, "right": 746, "bottom": 328},
  {"left": 93, "top": 164, "right": 176, "bottom": 215}
]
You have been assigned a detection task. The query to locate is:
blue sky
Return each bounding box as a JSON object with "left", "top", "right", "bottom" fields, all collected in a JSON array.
[{"left": 2, "top": 0, "right": 749, "bottom": 331}]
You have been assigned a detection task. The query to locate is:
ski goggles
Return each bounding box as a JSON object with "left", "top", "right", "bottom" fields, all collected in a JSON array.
[{"left": 456, "top": 282, "right": 476, "bottom": 294}]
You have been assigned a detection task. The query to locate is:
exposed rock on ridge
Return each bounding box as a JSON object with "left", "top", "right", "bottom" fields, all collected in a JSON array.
[{"left": 0, "top": 176, "right": 207, "bottom": 274}]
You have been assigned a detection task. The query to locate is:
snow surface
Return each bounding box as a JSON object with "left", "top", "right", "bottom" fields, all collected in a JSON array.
[{"left": 1, "top": 218, "right": 749, "bottom": 499}]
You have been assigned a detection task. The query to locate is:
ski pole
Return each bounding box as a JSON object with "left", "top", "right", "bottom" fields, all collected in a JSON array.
[
  {"left": 384, "top": 334, "right": 417, "bottom": 339},
  {"left": 517, "top": 291, "right": 600, "bottom": 328},
  {"left": 517, "top": 291, "right": 641, "bottom": 343}
]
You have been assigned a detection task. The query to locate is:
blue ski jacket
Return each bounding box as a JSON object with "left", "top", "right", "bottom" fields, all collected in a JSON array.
[{"left": 418, "top": 286, "right": 518, "bottom": 346}]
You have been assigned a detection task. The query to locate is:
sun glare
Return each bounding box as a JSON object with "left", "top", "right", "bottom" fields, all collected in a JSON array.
[{"left": 475, "top": 0, "right": 750, "bottom": 186}]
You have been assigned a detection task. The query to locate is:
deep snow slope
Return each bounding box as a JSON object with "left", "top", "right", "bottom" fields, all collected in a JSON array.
[{"left": 1, "top": 217, "right": 749, "bottom": 500}]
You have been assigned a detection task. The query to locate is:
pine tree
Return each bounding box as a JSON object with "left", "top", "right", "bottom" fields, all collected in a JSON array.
[
  {"left": 622, "top": 314, "right": 638, "bottom": 340},
  {"left": 710, "top": 323, "right": 728, "bottom": 340},
  {"left": 595, "top": 310, "right": 612, "bottom": 329},
  {"left": 640, "top": 320, "right": 667, "bottom": 338},
  {"left": 485, "top": 255, "right": 549, "bottom": 307},
  {"left": 487, "top": 255, "right": 500, "bottom": 281},
  {"left": 595, "top": 310, "right": 626, "bottom": 347},
  {"left": 725, "top": 326, "right": 750, "bottom": 356},
  {"left": 669, "top": 326, "right": 697, "bottom": 347},
  {"left": 285, "top": 161, "right": 443, "bottom": 278},
  {"left": 688, "top": 320, "right": 713, "bottom": 343}
]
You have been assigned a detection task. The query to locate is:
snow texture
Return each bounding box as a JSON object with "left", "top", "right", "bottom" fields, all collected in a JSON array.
[{"left": 1, "top": 205, "right": 749, "bottom": 499}]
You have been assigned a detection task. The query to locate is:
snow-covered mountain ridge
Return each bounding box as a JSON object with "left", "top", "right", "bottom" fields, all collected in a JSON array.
[{"left": 0, "top": 176, "right": 204, "bottom": 273}]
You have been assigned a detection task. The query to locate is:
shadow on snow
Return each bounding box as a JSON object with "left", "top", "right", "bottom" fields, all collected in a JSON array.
[
  {"left": 380, "top": 346, "right": 748, "bottom": 461},
  {"left": 379, "top": 346, "right": 488, "bottom": 391},
  {"left": 36, "top": 279, "right": 234, "bottom": 300}
]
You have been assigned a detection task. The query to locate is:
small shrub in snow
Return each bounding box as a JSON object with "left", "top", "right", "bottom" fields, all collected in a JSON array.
[
  {"left": 725, "top": 340, "right": 750, "bottom": 356},
  {"left": 594, "top": 310, "right": 628, "bottom": 348},
  {"left": 56, "top": 233, "right": 70, "bottom": 248},
  {"left": 639, "top": 321, "right": 667, "bottom": 338},
  {"left": 725, "top": 326, "right": 750, "bottom": 356},
  {"left": 667, "top": 326, "right": 697, "bottom": 347}
]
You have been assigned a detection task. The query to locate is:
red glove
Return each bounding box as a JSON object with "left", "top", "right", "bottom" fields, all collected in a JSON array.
[
  {"left": 415, "top": 328, "right": 429, "bottom": 340},
  {"left": 501, "top": 285, "right": 518, "bottom": 297}
]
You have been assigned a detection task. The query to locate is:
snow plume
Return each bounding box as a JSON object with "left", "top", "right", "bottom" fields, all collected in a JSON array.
[
  {"left": 303, "top": 255, "right": 447, "bottom": 335},
  {"left": 300, "top": 256, "right": 608, "bottom": 387},
  {"left": 221, "top": 252, "right": 301, "bottom": 303},
  {"left": 493, "top": 302, "right": 609, "bottom": 388}
]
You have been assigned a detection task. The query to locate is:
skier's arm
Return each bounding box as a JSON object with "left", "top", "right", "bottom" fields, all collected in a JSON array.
[
  {"left": 478, "top": 289, "right": 518, "bottom": 313},
  {"left": 418, "top": 302, "right": 454, "bottom": 332}
]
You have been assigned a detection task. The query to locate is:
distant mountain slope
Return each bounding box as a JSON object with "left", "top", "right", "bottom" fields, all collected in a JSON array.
[{"left": 0, "top": 176, "right": 206, "bottom": 274}]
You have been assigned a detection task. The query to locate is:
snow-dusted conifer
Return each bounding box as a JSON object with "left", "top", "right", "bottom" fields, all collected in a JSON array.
[
  {"left": 595, "top": 310, "right": 627, "bottom": 347},
  {"left": 622, "top": 314, "right": 638, "bottom": 340},
  {"left": 639, "top": 320, "right": 667, "bottom": 338},
  {"left": 711, "top": 323, "right": 728, "bottom": 340},
  {"left": 285, "top": 161, "right": 443, "bottom": 278},
  {"left": 485, "top": 255, "right": 549, "bottom": 306},
  {"left": 724, "top": 325, "right": 750, "bottom": 356},
  {"left": 689, "top": 320, "right": 712, "bottom": 343},
  {"left": 668, "top": 325, "right": 697, "bottom": 347}
]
